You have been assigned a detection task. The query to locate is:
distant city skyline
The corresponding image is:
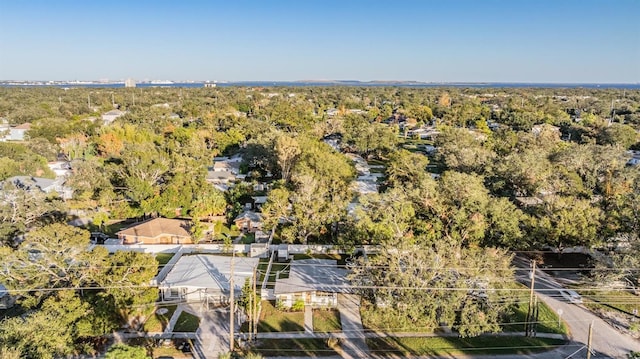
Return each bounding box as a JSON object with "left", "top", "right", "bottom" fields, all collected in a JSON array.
[{"left": 1, "top": 0, "right": 638, "bottom": 83}]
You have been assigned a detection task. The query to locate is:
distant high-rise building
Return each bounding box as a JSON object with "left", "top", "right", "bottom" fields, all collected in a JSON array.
[{"left": 125, "top": 78, "right": 136, "bottom": 88}]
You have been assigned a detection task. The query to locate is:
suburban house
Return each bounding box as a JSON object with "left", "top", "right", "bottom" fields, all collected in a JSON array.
[
  {"left": 274, "top": 259, "right": 351, "bottom": 308},
  {"left": 406, "top": 126, "right": 440, "bottom": 140},
  {"left": 101, "top": 110, "right": 126, "bottom": 125},
  {"left": 159, "top": 254, "right": 259, "bottom": 306},
  {"left": 0, "top": 284, "right": 16, "bottom": 309},
  {"left": 47, "top": 161, "right": 72, "bottom": 177},
  {"left": 234, "top": 210, "right": 263, "bottom": 233},
  {"left": 206, "top": 169, "right": 237, "bottom": 191},
  {"left": 6, "top": 175, "right": 73, "bottom": 200},
  {"left": 116, "top": 218, "right": 194, "bottom": 244},
  {"left": 206, "top": 155, "right": 245, "bottom": 191},
  {"left": 3, "top": 122, "right": 31, "bottom": 141}
]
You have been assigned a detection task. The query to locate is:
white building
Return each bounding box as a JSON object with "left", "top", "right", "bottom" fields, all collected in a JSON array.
[
  {"left": 47, "top": 161, "right": 72, "bottom": 178},
  {"left": 274, "top": 259, "right": 351, "bottom": 308},
  {"left": 159, "top": 254, "right": 259, "bottom": 306},
  {"left": 101, "top": 110, "right": 126, "bottom": 125},
  {"left": 7, "top": 123, "right": 31, "bottom": 141}
]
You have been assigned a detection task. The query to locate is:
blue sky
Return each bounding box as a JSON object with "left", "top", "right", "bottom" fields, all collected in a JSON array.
[{"left": 0, "top": 0, "right": 638, "bottom": 82}]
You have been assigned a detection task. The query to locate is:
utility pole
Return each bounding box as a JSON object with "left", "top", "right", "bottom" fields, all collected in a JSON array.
[
  {"left": 87, "top": 93, "right": 91, "bottom": 110},
  {"left": 532, "top": 296, "right": 539, "bottom": 337},
  {"left": 229, "top": 250, "right": 235, "bottom": 352},
  {"left": 525, "top": 260, "right": 536, "bottom": 336},
  {"left": 253, "top": 265, "right": 258, "bottom": 340},
  {"left": 586, "top": 321, "right": 594, "bottom": 359},
  {"left": 248, "top": 269, "right": 253, "bottom": 341}
]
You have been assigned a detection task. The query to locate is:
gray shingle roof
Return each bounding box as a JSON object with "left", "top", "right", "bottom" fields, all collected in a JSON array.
[
  {"left": 274, "top": 259, "right": 351, "bottom": 295},
  {"left": 161, "top": 254, "right": 259, "bottom": 293}
]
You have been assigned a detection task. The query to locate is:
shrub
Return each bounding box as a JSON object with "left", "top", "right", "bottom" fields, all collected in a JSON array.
[{"left": 291, "top": 299, "right": 305, "bottom": 312}]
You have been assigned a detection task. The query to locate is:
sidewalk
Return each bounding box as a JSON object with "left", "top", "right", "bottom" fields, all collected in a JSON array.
[{"left": 255, "top": 331, "right": 566, "bottom": 340}]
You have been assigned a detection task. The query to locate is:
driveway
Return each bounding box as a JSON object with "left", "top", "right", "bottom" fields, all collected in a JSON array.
[
  {"left": 181, "top": 304, "right": 231, "bottom": 359},
  {"left": 337, "top": 294, "right": 370, "bottom": 359}
]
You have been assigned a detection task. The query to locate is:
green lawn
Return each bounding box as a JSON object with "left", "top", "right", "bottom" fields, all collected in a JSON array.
[
  {"left": 360, "top": 302, "right": 438, "bottom": 333},
  {"left": 502, "top": 284, "right": 568, "bottom": 335},
  {"left": 582, "top": 289, "right": 640, "bottom": 315},
  {"left": 143, "top": 305, "right": 177, "bottom": 332},
  {"left": 367, "top": 336, "right": 566, "bottom": 356},
  {"left": 256, "top": 258, "right": 290, "bottom": 288},
  {"left": 313, "top": 309, "right": 342, "bottom": 333},
  {"left": 152, "top": 345, "right": 193, "bottom": 358},
  {"left": 257, "top": 301, "right": 304, "bottom": 332},
  {"left": 173, "top": 311, "right": 200, "bottom": 332},
  {"left": 249, "top": 338, "right": 338, "bottom": 357},
  {"left": 155, "top": 253, "right": 175, "bottom": 266},
  {"left": 292, "top": 253, "right": 348, "bottom": 265}
]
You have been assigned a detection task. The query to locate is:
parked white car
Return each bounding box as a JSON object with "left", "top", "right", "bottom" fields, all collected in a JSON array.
[{"left": 560, "top": 289, "right": 583, "bottom": 304}]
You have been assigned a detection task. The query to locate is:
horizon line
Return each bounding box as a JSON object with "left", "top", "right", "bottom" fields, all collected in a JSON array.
[{"left": 1, "top": 79, "right": 639, "bottom": 85}]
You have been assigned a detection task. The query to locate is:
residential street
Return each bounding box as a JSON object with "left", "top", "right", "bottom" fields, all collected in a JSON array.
[{"left": 513, "top": 256, "right": 640, "bottom": 358}]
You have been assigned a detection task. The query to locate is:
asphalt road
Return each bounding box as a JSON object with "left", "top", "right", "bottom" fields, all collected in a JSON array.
[{"left": 513, "top": 256, "right": 640, "bottom": 359}]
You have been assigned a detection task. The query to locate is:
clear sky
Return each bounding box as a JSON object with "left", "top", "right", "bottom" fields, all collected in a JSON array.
[{"left": 0, "top": 0, "right": 638, "bottom": 82}]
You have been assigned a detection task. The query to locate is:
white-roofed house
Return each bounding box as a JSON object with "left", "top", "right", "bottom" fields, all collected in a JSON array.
[
  {"left": 274, "top": 259, "right": 351, "bottom": 308},
  {"left": 8, "top": 123, "right": 31, "bottom": 141},
  {"left": 101, "top": 110, "right": 126, "bottom": 125},
  {"left": 159, "top": 254, "right": 259, "bottom": 306},
  {"left": 47, "top": 161, "right": 72, "bottom": 177}
]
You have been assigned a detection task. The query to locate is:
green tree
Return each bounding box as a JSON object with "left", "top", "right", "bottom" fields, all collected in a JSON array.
[
  {"left": 349, "top": 240, "right": 514, "bottom": 337},
  {"left": 275, "top": 133, "right": 301, "bottom": 183},
  {"left": 435, "top": 126, "right": 495, "bottom": 174},
  {"left": 386, "top": 149, "right": 430, "bottom": 189},
  {"left": 598, "top": 123, "right": 638, "bottom": 149},
  {"left": 0, "top": 182, "right": 65, "bottom": 245},
  {"left": 190, "top": 186, "right": 227, "bottom": 219},
  {"left": 260, "top": 187, "right": 292, "bottom": 230},
  {"left": 95, "top": 249, "right": 159, "bottom": 327},
  {"left": 527, "top": 196, "right": 603, "bottom": 249},
  {"left": 0, "top": 224, "right": 93, "bottom": 307},
  {"left": 0, "top": 291, "right": 91, "bottom": 359}
]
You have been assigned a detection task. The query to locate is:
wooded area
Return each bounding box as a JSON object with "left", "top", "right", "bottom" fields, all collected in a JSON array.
[{"left": 1, "top": 85, "right": 639, "bottom": 356}]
